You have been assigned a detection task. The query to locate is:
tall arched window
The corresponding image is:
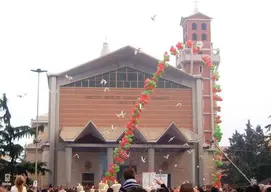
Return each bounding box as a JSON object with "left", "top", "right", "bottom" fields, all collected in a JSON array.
[
  {"left": 201, "top": 23, "right": 207, "bottom": 30},
  {"left": 202, "top": 34, "right": 207, "bottom": 41},
  {"left": 192, "top": 23, "right": 197, "bottom": 30},
  {"left": 192, "top": 33, "right": 197, "bottom": 41}
]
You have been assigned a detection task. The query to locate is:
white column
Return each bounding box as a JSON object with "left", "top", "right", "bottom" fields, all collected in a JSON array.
[
  {"left": 195, "top": 76, "right": 204, "bottom": 185},
  {"left": 148, "top": 148, "right": 155, "bottom": 172},
  {"left": 65, "top": 147, "right": 72, "bottom": 188},
  {"left": 107, "top": 148, "right": 113, "bottom": 167}
]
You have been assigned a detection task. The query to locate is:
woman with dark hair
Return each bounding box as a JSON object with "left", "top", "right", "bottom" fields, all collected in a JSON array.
[{"left": 180, "top": 183, "right": 194, "bottom": 192}]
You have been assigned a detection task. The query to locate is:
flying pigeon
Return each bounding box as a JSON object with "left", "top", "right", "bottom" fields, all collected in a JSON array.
[
  {"left": 151, "top": 14, "right": 157, "bottom": 21},
  {"left": 187, "top": 149, "right": 193, "bottom": 154},
  {"left": 134, "top": 48, "right": 142, "bottom": 55},
  {"left": 176, "top": 103, "right": 182, "bottom": 107},
  {"left": 100, "top": 79, "right": 107, "bottom": 85},
  {"left": 17, "top": 93, "right": 27, "bottom": 98},
  {"left": 141, "top": 156, "right": 146, "bottom": 163},
  {"left": 168, "top": 136, "right": 175, "bottom": 143},
  {"left": 65, "top": 74, "right": 73, "bottom": 81},
  {"left": 116, "top": 111, "right": 126, "bottom": 118},
  {"left": 73, "top": 154, "right": 79, "bottom": 158},
  {"left": 164, "top": 154, "right": 169, "bottom": 159},
  {"left": 125, "top": 152, "right": 131, "bottom": 157}
]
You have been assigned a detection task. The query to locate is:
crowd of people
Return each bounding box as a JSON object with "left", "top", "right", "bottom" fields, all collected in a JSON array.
[{"left": 1, "top": 169, "right": 271, "bottom": 192}]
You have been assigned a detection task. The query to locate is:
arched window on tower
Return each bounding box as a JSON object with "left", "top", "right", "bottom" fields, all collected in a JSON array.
[
  {"left": 192, "top": 33, "right": 197, "bottom": 41},
  {"left": 202, "top": 33, "right": 207, "bottom": 41},
  {"left": 201, "top": 23, "right": 207, "bottom": 30},
  {"left": 192, "top": 23, "right": 197, "bottom": 30}
]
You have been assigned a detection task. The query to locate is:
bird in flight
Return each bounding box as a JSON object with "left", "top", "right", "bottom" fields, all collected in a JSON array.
[
  {"left": 65, "top": 74, "right": 73, "bottom": 81},
  {"left": 187, "top": 149, "right": 193, "bottom": 154},
  {"left": 17, "top": 93, "right": 27, "bottom": 98},
  {"left": 168, "top": 136, "right": 175, "bottom": 143},
  {"left": 104, "top": 87, "right": 109, "bottom": 92},
  {"left": 134, "top": 48, "right": 142, "bottom": 55},
  {"left": 151, "top": 14, "right": 157, "bottom": 21},
  {"left": 176, "top": 103, "right": 182, "bottom": 107},
  {"left": 73, "top": 154, "right": 79, "bottom": 158},
  {"left": 125, "top": 152, "right": 130, "bottom": 157},
  {"left": 100, "top": 79, "right": 107, "bottom": 85},
  {"left": 164, "top": 154, "right": 169, "bottom": 159},
  {"left": 116, "top": 111, "right": 126, "bottom": 118},
  {"left": 141, "top": 156, "right": 146, "bottom": 163},
  {"left": 182, "top": 143, "right": 190, "bottom": 148}
]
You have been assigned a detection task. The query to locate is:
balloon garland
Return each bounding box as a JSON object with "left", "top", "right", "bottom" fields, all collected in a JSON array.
[
  {"left": 202, "top": 55, "right": 223, "bottom": 187},
  {"left": 102, "top": 40, "right": 223, "bottom": 188}
]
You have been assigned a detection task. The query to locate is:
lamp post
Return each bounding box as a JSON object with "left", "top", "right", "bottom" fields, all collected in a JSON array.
[{"left": 31, "top": 68, "right": 47, "bottom": 186}]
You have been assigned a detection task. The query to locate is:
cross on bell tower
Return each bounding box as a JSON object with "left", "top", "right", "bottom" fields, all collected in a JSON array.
[{"left": 193, "top": 0, "right": 199, "bottom": 13}]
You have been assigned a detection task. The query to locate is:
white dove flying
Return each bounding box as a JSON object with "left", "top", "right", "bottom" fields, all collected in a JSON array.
[
  {"left": 125, "top": 152, "right": 130, "bottom": 157},
  {"left": 104, "top": 87, "right": 109, "bottom": 92},
  {"left": 65, "top": 74, "right": 73, "bottom": 81},
  {"left": 111, "top": 125, "right": 116, "bottom": 130},
  {"left": 100, "top": 79, "right": 107, "bottom": 85},
  {"left": 73, "top": 154, "right": 79, "bottom": 158},
  {"left": 134, "top": 48, "right": 142, "bottom": 55},
  {"left": 141, "top": 156, "right": 146, "bottom": 163},
  {"left": 176, "top": 103, "right": 182, "bottom": 107},
  {"left": 187, "top": 149, "right": 193, "bottom": 154},
  {"left": 17, "top": 93, "right": 27, "bottom": 98},
  {"left": 168, "top": 136, "right": 175, "bottom": 143},
  {"left": 164, "top": 154, "right": 169, "bottom": 159},
  {"left": 151, "top": 14, "right": 157, "bottom": 21},
  {"left": 116, "top": 111, "right": 126, "bottom": 118}
]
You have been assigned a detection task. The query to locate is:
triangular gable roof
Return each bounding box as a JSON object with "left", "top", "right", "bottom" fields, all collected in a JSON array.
[
  {"left": 60, "top": 120, "right": 107, "bottom": 142},
  {"left": 117, "top": 128, "right": 148, "bottom": 143},
  {"left": 180, "top": 12, "right": 212, "bottom": 26},
  {"left": 47, "top": 45, "right": 194, "bottom": 81}
]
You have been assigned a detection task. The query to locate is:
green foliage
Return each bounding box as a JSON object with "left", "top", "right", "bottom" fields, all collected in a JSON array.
[
  {"left": 0, "top": 93, "right": 49, "bottom": 182},
  {"left": 221, "top": 120, "right": 271, "bottom": 186}
]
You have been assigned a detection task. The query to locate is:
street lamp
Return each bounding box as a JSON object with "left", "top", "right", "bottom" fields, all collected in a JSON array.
[{"left": 31, "top": 68, "right": 47, "bottom": 186}]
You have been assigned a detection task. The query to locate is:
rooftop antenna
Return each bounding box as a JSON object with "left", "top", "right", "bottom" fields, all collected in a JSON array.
[{"left": 193, "top": 0, "right": 199, "bottom": 13}]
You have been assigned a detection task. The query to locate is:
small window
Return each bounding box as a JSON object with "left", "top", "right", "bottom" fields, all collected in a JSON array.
[
  {"left": 192, "top": 33, "right": 197, "bottom": 41},
  {"left": 201, "top": 23, "right": 207, "bottom": 30},
  {"left": 74, "top": 81, "right": 82, "bottom": 87},
  {"left": 82, "top": 80, "right": 89, "bottom": 87},
  {"left": 202, "top": 34, "right": 207, "bottom": 41},
  {"left": 109, "top": 81, "right": 116, "bottom": 88},
  {"left": 110, "top": 71, "right": 116, "bottom": 81},
  {"left": 138, "top": 73, "right": 145, "bottom": 81},
  {"left": 127, "top": 73, "right": 137, "bottom": 81},
  {"left": 124, "top": 81, "right": 130, "bottom": 88},
  {"left": 158, "top": 80, "right": 164, "bottom": 88},
  {"left": 165, "top": 81, "right": 171, "bottom": 88},
  {"left": 199, "top": 66, "right": 203, "bottom": 73},
  {"left": 117, "top": 81, "right": 123, "bottom": 88},
  {"left": 131, "top": 82, "right": 137, "bottom": 88},
  {"left": 117, "top": 73, "right": 126, "bottom": 81},
  {"left": 192, "top": 23, "right": 197, "bottom": 30},
  {"left": 138, "top": 82, "right": 144, "bottom": 88},
  {"left": 89, "top": 81, "right": 95, "bottom": 87}
]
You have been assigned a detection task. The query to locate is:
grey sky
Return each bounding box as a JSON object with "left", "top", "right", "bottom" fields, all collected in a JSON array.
[{"left": 0, "top": 0, "right": 270, "bottom": 146}]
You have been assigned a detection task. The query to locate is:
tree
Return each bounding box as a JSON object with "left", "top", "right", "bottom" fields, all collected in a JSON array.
[
  {"left": 0, "top": 93, "right": 48, "bottom": 182},
  {"left": 221, "top": 120, "right": 271, "bottom": 186}
]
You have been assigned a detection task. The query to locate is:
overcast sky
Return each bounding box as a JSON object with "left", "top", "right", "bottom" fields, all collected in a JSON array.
[{"left": 0, "top": 0, "right": 270, "bottom": 146}]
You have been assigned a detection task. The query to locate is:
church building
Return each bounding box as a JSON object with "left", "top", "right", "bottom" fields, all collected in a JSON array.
[{"left": 26, "top": 10, "right": 221, "bottom": 188}]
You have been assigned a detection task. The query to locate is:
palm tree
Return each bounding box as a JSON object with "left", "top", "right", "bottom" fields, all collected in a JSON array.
[
  {"left": 265, "top": 115, "right": 271, "bottom": 132},
  {"left": 0, "top": 93, "right": 45, "bottom": 180}
]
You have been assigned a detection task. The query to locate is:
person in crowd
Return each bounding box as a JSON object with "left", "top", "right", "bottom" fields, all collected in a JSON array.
[
  {"left": 11, "top": 175, "right": 27, "bottom": 192},
  {"left": 180, "top": 183, "right": 194, "bottom": 192},
  {"left": 58, "top": 186, "right": 66, "bottom": 192},
  {"left": 107, "top": 188, "right": 113, "bottom": 192},
  {"left": 119, "top": 168, "right": 140, "bottom": 192},
  {"left": 126, "top": 186, "right": 147, "bottom": 192},
  {"left": 0, "top": 186, "right": 6, "bottom": 192},
  {"left": 155, "top": 178, "right": 170, "bottom": 192}
]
